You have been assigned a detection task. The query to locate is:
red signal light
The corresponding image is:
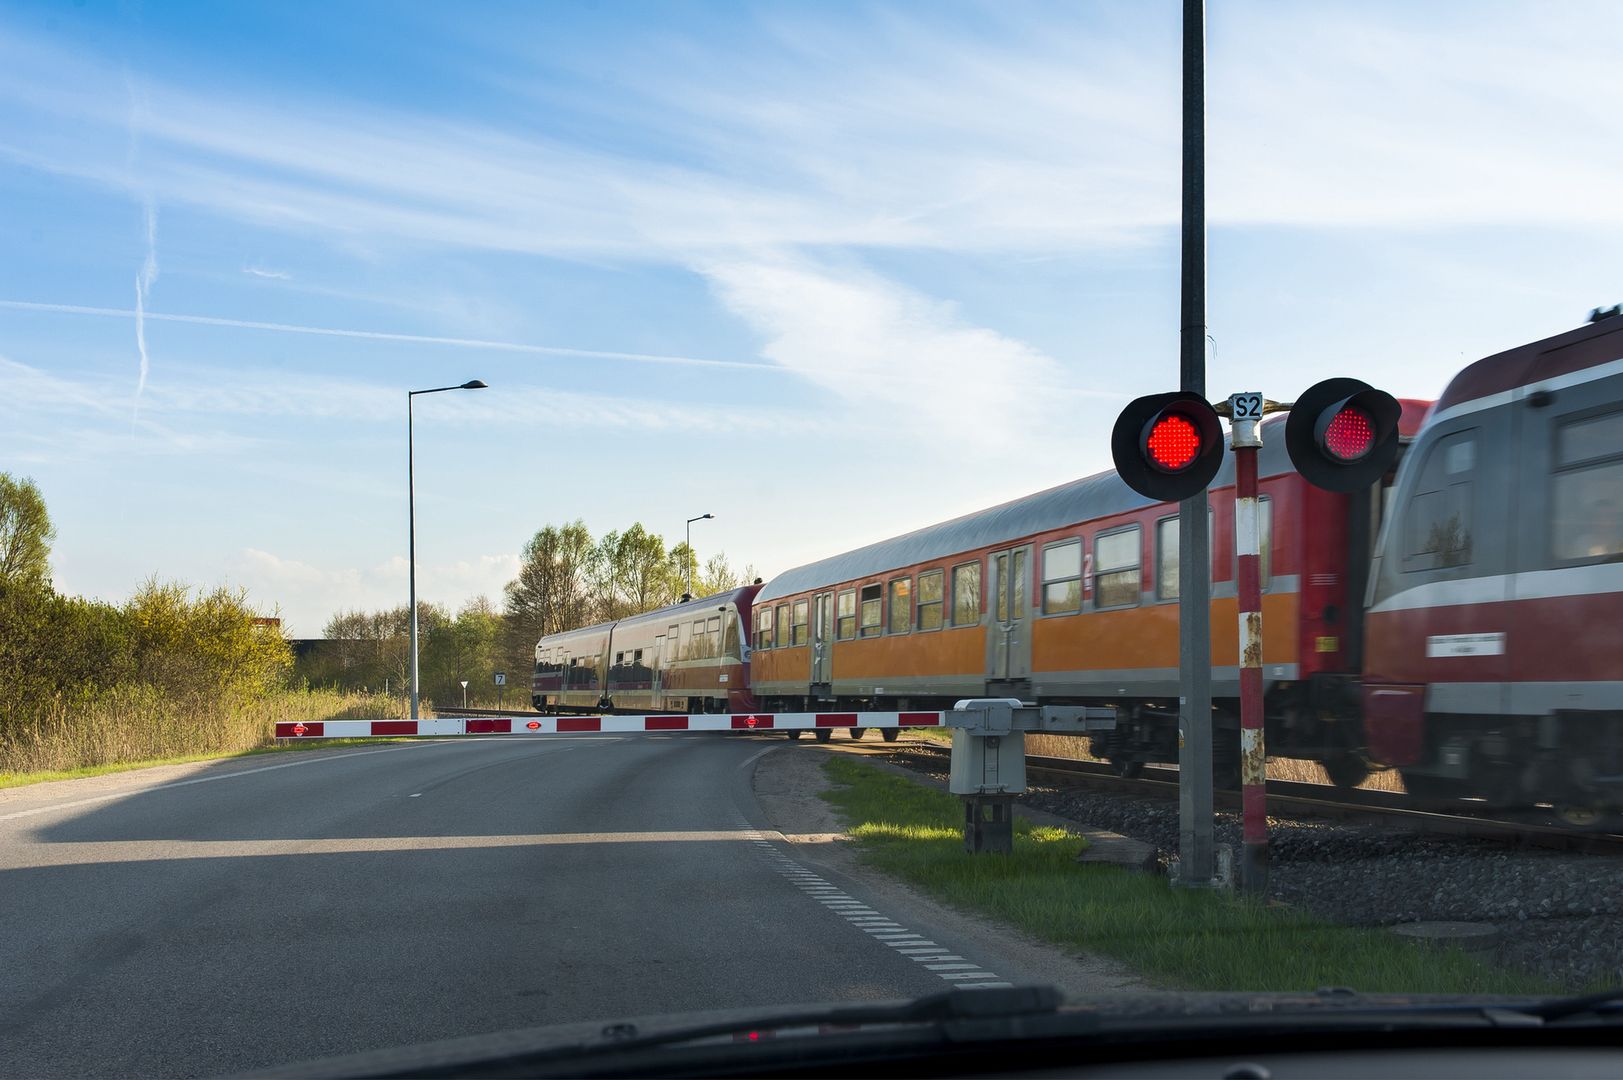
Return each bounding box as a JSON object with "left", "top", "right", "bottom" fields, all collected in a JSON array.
[
  {"left": 1146, "top": 413, "right": 1202, "bottom": 472},
  {"left": 1321, "top": 406, "right": 1374, "bottom": 461}
]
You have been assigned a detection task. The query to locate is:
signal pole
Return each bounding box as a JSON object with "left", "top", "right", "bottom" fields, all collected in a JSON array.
[
  {"left": 1177, "top": 0, "right": 1216, "bottom": 886},
  {"left": 1230, "top": 396, "right": 1268, "bottom": 895}
]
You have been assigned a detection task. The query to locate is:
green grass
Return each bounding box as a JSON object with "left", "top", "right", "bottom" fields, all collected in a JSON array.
[
  {"left": 820, "top": 756, "right": 1561, "bottom": 995},
  {"left": 0, "top": 738, "right": 418, "bottom": 790}
]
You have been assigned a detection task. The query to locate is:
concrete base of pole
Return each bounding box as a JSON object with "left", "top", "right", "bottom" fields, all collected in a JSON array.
[{"left": 1241, "top": 841, "right": 1269, "bottom": 896}]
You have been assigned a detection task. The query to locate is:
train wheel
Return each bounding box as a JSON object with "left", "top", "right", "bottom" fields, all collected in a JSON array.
[
  {"left": 1553, "top": 805, "right": 1616, "bottom": 830},
  {"left": 1111, "top": 758, "right": 1145, "bottom": 779},
  {"left": 850, "top": 727, "right": 867, "bottom": 740},
  {"left": 815, "top": 728, "right": 833, "bottom": 743},
  {"left": 1322, "top": 753, "right": 1371, "bottom": 790},
  {"left": 881, "top": 728, "right": 899, "bottom": 743},
  {"left": 786, "top": 729, "right": 802, "bottom": 741}
]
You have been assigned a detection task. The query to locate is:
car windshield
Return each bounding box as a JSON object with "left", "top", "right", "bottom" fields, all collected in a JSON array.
[{"left": 1, "top": 2, "right": 1620, "bottom": 1077}]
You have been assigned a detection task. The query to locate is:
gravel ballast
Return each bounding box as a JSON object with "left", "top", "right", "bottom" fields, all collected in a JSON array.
[{"left": 883, "top": 747, "right": 1623, "bottom": 991}]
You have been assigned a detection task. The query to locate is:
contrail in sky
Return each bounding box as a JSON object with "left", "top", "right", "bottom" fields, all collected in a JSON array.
[
  {"left": 132, "top": 200, "right": 159, "bottom": 419},
  {"left": 0, "top": 300, "right": 775, "bottom": 372},
  {"left": 0, "top": 298, "right": 1130, "bottom": 398}
]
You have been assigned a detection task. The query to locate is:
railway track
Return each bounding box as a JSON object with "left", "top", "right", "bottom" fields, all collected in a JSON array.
[{"left": 433, "top": 707, "right": 1623, "bottom": 854}]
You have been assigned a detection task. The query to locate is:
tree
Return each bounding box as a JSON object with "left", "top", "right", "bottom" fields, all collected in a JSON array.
[
  {"left": 503, "top": 520, "right": 597, "bottom": 670},
  {"left": 0, "top": 474, "right": 55, "bottom": 589},
  {"left": 697, "top": 551, "right": 742, "bottom": 596}
]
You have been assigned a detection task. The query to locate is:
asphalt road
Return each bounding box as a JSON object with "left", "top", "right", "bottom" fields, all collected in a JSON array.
[{"left": 1, "top": 734, "right": 1051, "bottom": 1078}]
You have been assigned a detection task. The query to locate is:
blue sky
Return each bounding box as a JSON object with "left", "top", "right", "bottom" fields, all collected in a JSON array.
[{"left": 1, "top": 0, "right": 1618, "bottom": 635}]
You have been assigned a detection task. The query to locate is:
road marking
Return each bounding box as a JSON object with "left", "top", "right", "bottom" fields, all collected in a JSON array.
[{"left": 733, "top": 816, "right": 1011, "bottom": 990}]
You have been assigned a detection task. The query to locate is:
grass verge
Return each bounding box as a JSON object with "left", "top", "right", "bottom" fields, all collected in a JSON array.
[
  {"left": 0, "top": 737, "right": 420, "bottom": 790},
  {"left": 820, "top": 755, "right": 1559, "bottom": 995}
]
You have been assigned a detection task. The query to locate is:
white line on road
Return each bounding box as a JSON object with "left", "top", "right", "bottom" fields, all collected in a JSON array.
[{"left": 732, "top": 815, "right": 1013, "bottom": 991}]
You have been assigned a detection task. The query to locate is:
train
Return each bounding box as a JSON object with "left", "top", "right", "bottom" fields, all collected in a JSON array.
[{"left": 534, "top": 312, "right": 1623, "bottom": 814}]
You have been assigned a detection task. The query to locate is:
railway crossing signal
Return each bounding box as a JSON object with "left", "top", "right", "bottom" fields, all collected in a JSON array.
[
  {"left": 1284, "top": 378, "right": 1402, "bottom": 492},
  {"left": 1109, "top": 375, "right": 1400, "bottom": 896},
  {"left": 1110, "top": 391, "right": 1224, "bottom": 501}
]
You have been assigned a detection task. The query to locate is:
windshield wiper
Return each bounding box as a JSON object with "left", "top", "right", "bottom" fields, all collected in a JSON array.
[
  {"left": 254, "top": 985, "right": 1066, "bottom": 1079},
  {"left": 1514, "top": 988, "right": 1623, "bottom": 1023}
]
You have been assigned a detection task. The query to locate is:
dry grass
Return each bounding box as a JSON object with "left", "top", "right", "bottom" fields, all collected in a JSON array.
[
  {"left": 0, "top": 688, "right": 419, "bottom": 777},
  {"left": 1022, "top": 733, "right": 1405, "bottom": 791}
]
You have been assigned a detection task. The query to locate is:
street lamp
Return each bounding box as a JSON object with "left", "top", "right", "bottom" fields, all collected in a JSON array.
[
  {"left": 408, "top": 379, "right": 487, "bottom": 720},
  {"left": 685, "top": 513, "right": 713, "bottom": 598}
]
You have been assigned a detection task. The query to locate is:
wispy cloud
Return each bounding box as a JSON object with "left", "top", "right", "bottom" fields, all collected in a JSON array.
[
  {"left": 701, "top": 252, "right": 1113, "bottom": 444},
  {"left": 241, "top": 265, "right": 291, "bottom": 280}
]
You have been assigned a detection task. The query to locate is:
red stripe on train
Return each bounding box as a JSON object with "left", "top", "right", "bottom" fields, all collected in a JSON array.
[
  {"left": 371, "top": 720, "right": 418, "bottom": 736},
  {"left": 816, "top": 713, "right": 858, "bottom": 727},
  {"left": 899, "top": 712, "right": 940, "bottom": 726},
  {"left": 558, "top": 717, "right": 602, "bottom": 732}
]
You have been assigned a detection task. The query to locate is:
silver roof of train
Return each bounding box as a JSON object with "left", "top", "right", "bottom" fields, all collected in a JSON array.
[{"left": 756, "top": 419, "right": 1295, "bottom": 603}]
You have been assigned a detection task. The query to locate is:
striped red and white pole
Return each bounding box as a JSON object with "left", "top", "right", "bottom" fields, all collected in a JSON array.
[
  {"left": 1231, "top": 401, "right": 1269, "bottom": 896},
  {"left": 272, "top": 711, "right": 947, "bottom": 740}
]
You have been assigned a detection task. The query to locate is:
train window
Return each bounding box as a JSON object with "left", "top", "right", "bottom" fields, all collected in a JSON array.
[
  {"left": 1094, "top": 526, "right": 1141, "bottom": 608},
  {"left": 1552, "top": 408, "right": 1623, "bottom": 563},
  {"left": 707, "top": 615, "right": 721, "bottom": 634},
  {"left": 792, "top": 599, "right": 809, "bottom": 645},
  {"left": 615, "top": 652, "right": 624, "bottom": 665},
  {"left": 951, "top": 562, "right": 981, "bottom": 626},
  {"left": 917, "top": 570, "right": 944, "bottom": 631},
  {"left": 774, "top": 604, "right": 790, "bottom": 648},
  {"left": 836, "top": 589, "right": 857, "bottom": 639},
  {"left": 721, "top": 613, "right": 742, "bottom": 659},
  {"left": 633, "top": 649, "right": 643, "bottom": 664},
  {"left": 1042, "top": 539, "right": 1083, "bottom": 614},
  {"left": 1403, "top": 429, "right": 1475, "bottom": 571},
  {"left": 754, "top": 607, "right": 773, "bottom": 651},
  {"left": 888, "top": 578, "right": 911, "bottom": 633},
  {"left": 859, "top": 584, "right": 883, "bottom": 637},
  {"left": 1156, "top": 517, "right": 1179, "bottom": 601}
]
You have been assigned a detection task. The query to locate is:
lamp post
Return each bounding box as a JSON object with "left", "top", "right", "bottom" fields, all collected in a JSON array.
[
  {"left": 409, "top": 379, "right": 487, "bottom": 720},
  {"left": 684, "top": 513, "right": 713, "bottom": 598}
]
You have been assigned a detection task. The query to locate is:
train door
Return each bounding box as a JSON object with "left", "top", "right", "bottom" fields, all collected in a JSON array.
[
  {"left": 660, "top": 624, "right": 680, "bottom": 709},
  {"left": 651, "top": 635, "right": 665, "bottom": 701},
  {"left": 988, "top": 545, "right": 1032, "bottom": 685},
  {"left": 810, "top": 591, "right": 834, "bottom": 700}
]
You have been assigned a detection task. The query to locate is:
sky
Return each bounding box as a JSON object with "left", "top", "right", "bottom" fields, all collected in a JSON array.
[{"left": 1, "top": 0, "right": 1618, "bottom": 636}]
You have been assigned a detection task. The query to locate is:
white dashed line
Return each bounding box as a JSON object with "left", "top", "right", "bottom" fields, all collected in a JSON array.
[{"left": 732, "top": 816, "right": 1013, "bottom": 990}]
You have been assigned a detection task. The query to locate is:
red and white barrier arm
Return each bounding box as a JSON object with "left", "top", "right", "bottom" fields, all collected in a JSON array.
[{"left": 273, "top": 711, "right": 947, "bottom": 739}]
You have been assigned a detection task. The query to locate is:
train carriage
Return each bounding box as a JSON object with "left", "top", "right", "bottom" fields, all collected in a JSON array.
[
  {"left": 1363, "top": 312, "right": 1623, "bottom": 811},
  {"left": 750, "top": 402, "right": 1429, "bottom": 782},
  {"left": 533, "top": 585, "right": 762, "bottom": 714}
]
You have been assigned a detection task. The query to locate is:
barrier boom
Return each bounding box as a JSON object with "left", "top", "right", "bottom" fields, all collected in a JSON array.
[{"left": 273, "top": 711, "right": 947, "bottom": 739}]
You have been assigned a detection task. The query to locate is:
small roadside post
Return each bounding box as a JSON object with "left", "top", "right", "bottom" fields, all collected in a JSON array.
[
  {"left": 460, "top": 680, "right": 469, "bottom": 708},
  {"left": 495, "top": 671, "right": 506, "bottom": 712}
]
